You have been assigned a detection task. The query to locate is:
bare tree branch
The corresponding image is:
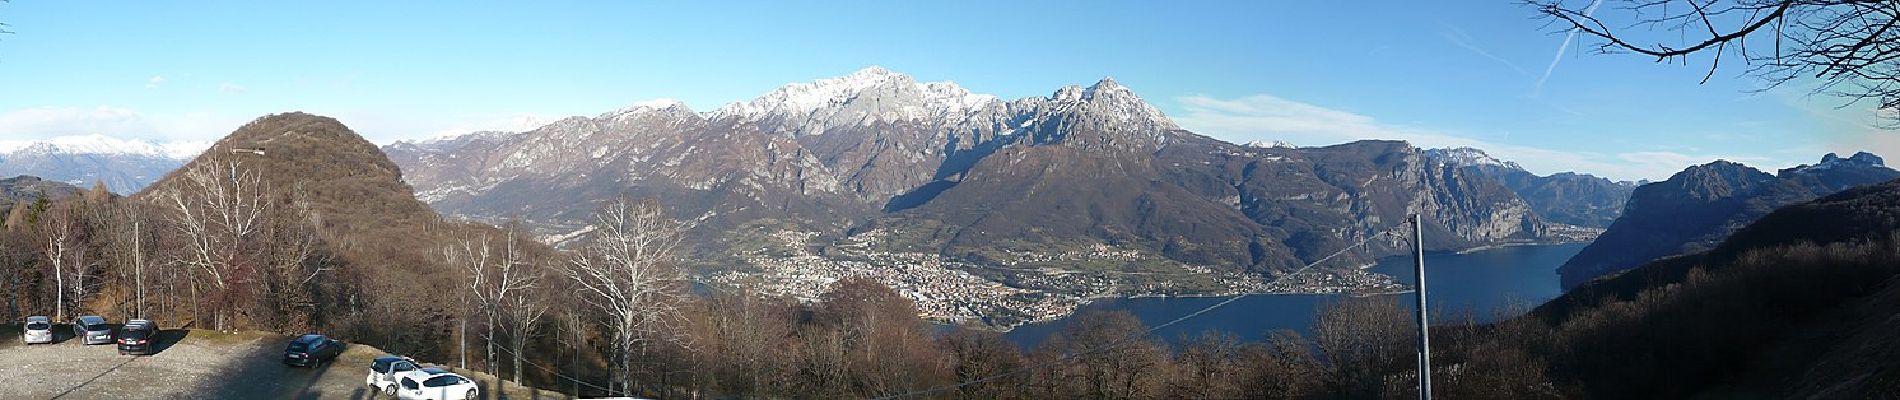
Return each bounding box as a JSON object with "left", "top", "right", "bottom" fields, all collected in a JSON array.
[
  {"left": 564, "top": 197, "right": 691, "bottom": 395},
  {"left": 1531, "top": 0, "right": 1900, "bottom": 126}
]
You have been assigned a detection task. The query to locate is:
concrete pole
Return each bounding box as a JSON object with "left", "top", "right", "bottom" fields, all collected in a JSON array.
[{"left": 1412, "top": 214, "right": 1432, "bottom": 400}]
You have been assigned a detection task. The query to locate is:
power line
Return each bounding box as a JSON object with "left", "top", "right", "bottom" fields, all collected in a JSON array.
[
  {"left": 487, "top": 339, "right": 620, "bottom": 396},
  {"left": 873, "top": 224, "right": 1407, "bottom": 400}
]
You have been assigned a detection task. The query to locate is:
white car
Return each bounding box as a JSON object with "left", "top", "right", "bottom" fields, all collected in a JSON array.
[
  {"left": 22, "top": 316, "right": 52, "bottom": 344},
  {"left": 365, "top": 355, "right": 420, "bottom": 393},
  {"left": 391, "top": 368, "right": 479, "bottom": 400}
]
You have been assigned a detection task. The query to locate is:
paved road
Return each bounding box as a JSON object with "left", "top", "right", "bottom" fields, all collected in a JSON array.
[{"left": 0, "top": 325, "right": 566, "bottom": 400}]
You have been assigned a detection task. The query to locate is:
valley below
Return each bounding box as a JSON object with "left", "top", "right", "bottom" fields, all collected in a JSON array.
[{"left": 699, "top": 224, "right": 1586, "bottom": 331}]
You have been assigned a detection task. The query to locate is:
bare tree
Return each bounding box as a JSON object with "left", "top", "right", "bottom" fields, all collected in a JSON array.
[
  {"left": 1314, "top": 297, "right": 1413, "bottom": 398},
  {"left": 161, "top": 158, "right": 268, "bottom": 331},
  {"left": 443, "top": 233, "right": 491, "bottom": 370},
  {"left": 564, "top": 197, "right": 691, "bottom": 396},
  {"left": 1531, "top": 0, "right": 1900, "bottom": 125},
  {"left": 41, "top": 202, "right": 94, "bottom": 321},
  {"left": 443, "top": 222, "right": 542, "bottom": 380},
  {"left": 503, "top": 263, "right": 551, "bottom": 385}
]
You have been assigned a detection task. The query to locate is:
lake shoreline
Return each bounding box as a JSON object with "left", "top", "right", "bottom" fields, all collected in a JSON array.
[{"left": 999, "top": 242, "right": 1589, "bottom": 348}]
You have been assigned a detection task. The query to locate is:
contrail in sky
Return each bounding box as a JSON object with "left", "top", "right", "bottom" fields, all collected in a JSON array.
[{"left": 1536, "top": 0, "right": 1605, "bottom": 96}]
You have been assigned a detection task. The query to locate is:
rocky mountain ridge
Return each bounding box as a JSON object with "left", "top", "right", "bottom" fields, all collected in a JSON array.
[
  {"left": 1424, "top": 147, "right": 1638, "bottom": 228},
  {"left": 387, "top": 67, "right": 1576, "bottom": 279}
]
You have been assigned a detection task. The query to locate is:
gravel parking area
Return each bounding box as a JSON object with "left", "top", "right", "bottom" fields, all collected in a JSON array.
[{"left": 0, "top": 325, "right": 568, "bottom": 400}]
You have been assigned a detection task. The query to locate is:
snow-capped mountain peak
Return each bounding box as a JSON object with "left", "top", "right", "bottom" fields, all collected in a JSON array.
[
  {"left": 1084, "top": 76, "right": 1125, "bottom": 97},
  {"left": 1425, "top": 147, "right": 1524, "bottom": 170},
  {"left": 598, "top": 98, "right": 696, "bottom": 121},
  {"left": 1782, "top": 151, "right": 1888, "bottom": 175},
  {"left": 0, "top": 135, "right": 203, "bottom": 193},
  {"left": 1244, "top": 140, "right": 1299, "bottom": 149},
  {"left": 0, "top": 134, "right": 207, "bottom": 159},
  {"left": 710, "top": 66, "right": 1001, "bottom": 135},
  {"left": 1034, "top": 77, "right": 1179, "bottom": 132}
]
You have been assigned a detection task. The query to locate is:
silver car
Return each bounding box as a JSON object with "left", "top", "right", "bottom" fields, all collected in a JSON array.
[
  {"left": 74, "top": 315, "right": 112, "bottom": 345},
  {"left": 22, "top": 316, "right": 52, "bottom": 344}
]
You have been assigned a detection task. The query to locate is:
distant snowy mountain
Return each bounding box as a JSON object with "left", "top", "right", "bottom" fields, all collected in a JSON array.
[
  {"left": 1243, "top": 140, "right": 1299, "bottom": 149},
  {"left": 0, "top": 135, "right": 206, "bottom": 193}
]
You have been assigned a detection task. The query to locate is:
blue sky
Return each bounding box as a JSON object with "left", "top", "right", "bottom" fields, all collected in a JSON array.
[{"left": 0, "top": 1, "right": 1889, "bottom": 181}]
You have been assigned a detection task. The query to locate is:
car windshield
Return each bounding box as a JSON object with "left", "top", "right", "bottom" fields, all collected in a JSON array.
[
  {"left": 26, "top": 322, "right": 49, "bottom": 330},
  {"left": 120, "top": 329, "right": 150, "bottom": 339},
  {"left": 286, "top": 342, "right": 310, "bottom": 352},
  {"left": 83, "top": 324, "right": 107, "bottom": 332}
]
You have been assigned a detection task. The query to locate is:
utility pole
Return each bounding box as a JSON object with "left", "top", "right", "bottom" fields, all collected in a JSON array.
[
  {"left": 133, "top": 216, "right": 144, "bottom": 319},
  {"left": 1411, "top": 214, "right": 1432, "bottom": 400}
]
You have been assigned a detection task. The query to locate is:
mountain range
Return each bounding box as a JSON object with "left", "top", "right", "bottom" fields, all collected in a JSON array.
[
  {"left": 383, "top": 67, "right": 1626, "bottom": 275},
  {"left": 0, "top": 134, "right": 203, "bottom": 193},
  {"left": 1557, "top": 152, "right": 1898, "bottom": 288}
]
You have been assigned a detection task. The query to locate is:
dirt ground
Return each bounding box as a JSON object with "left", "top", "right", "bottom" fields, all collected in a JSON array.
[{"left": 0, "top": 324, "right": 572, "bottom": 400}]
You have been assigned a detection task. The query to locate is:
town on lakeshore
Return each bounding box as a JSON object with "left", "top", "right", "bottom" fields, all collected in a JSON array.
[{"left": 700, "top": 228, "right": 1411, "bottom": 330}]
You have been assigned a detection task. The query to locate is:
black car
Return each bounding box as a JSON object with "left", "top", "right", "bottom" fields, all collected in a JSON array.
[
  {"left": 117, "top": 319, "right": 157, "bottom": 355},
  {"left": 283, "top": 334, "right": 343, "bottom": 367}
]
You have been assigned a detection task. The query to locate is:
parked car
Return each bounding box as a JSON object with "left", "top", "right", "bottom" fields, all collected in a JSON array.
[
  {"left": 392, "top": 368, "right": 479, "bottom": 400},
  {"left": 22, "top": 316, "right": 52, "bottom": 344},
  {"left": 73, "top": 315, "right": 112, "bottom": 345},
  {"left": 117, "top": 319, "right": 156, "bottom": 355},
  {"left": 366, "top": 355, "right": 420, "bottom": 394},
  {"left": 282, "top": 334, "right": 343, "bottom": 367}
]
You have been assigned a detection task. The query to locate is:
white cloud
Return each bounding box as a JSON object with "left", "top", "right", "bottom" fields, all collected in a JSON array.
[
  {"left": 1170, "top": 94, "right": 1785, "bottom": 181},
  {"left": 0, "top": 105, "right": 574, "bottom": 155},
  {"left": 145, "top": 75, "right": 166, "bottom": 89},
  {"left": 422, "top": 113, "right": 558, "bottom": 140},
  {"left": 0, "top": 106, "right": 244, "bottom": 149},
  {"left": 308, "top": 110, "right": 563, "bottom": 145},
  {"left": 218, "top": 82, "right": 248, "bottom": 95},
  {"left": 0, "top": 106, "right": 150, "bottom": 136}
]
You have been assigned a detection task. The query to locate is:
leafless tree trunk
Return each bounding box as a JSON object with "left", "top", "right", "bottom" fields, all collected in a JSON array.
[
  {"left": 495, "top": 224, "right": 549, "bottom": 385},
  {"left": 565, "top": 197, "right": 691, "bottom": 396},
  {"left": 507, "top": 278, "right": 550, "bottom": 384},
  {"left": 42, "top": 203, "right": 96, "bottom": 321},
  {"left": 444, "top": 233, "right": 497, "bottom": 371},
  {"left": 161, "top": 158, "right": 267, "bottom": 331},
  {"left": 445, "top": 221, "right": 543, "bottom": 378}
]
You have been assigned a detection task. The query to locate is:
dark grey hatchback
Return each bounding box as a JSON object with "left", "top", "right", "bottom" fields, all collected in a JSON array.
[
  {"left": 117, "top": 319, "right": 157, "bottom": 355},
  {"left": 283, "top": 334, "right": 343, "bottom": 367}
]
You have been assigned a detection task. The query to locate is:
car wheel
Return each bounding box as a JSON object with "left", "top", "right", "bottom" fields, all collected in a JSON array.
[
  {"left": 467, "top": 388, "right": 477, "bottom": 399},
  {"left": 383, "top": 384, "right": 396, "bottom": 397}
]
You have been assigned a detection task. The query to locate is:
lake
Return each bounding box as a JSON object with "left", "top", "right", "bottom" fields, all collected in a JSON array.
[{"left": 1003, "top": 243, "right": 1588, "bottom": 348}]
